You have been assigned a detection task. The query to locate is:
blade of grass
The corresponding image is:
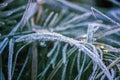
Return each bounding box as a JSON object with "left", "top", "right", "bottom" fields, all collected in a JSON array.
[
  {"left": 63, "top": 12, "right": 92, "bottom": 26},
  {"left": 91, "top": 7, "right": 120, "bottom": 26},
  {"left": 61, "top": 61, "right": 68, "bottom": 80},
  {"left": 86, "top": 24, "right": 97, "bottom": 43},
  {"left": 36, "top": 5, "right": 43, "bottom": 23},
  {"left": 0, "top": 38, "right": 9, "bottom": 54},
  {"left": 43, "top": 11, "right": 54, "bottom": 27},
  {"left": 69, "top": 51, "right": 77, "bottom": 80},
  {"left": 8, "top": 39, "right": 14, "bottom": 80},
  {"left": 12, "top": 42, "right": 31, "bottom": 77},
  {"left": 110, "top": 0, "right": 120, "bottom": 6},
  {"left": 62, "top": 44, "right": 68, "bottom": 64},
  {"left": 89, "top": 63, "right": 99, "bottom": 80},
  {"left": 49, "top": 13, "right": 59, "bottom": 27},
  {"left": 0, "top": 5, "right": 25, "bottom": 17},
  {"left": 17, "top": 46, "right": 32, "bottom": 80},
  {"left": 95, "top": 27, "right": 120, "bottom": 39},
  {"left": 47, "top": 42, "right": 59, "bottom": 57},
  {"left": 77, "top": 50, "right": 81, "bottom": 72},
  {"left": 37, "top": 63, "right": 51, "bottom": 79},
  {"left": 57, "top": 0, "right": 89, "bottom": 12},
  {"left": 50, "top": 43, "right": 61, "bottom": 68},
  {"left": 32, "top": 42, "right": 38, "bottom": 80},
  {"left": 77, "top": 54, "right": 87, "bottom": 80},
  {"left": 83, "top": 61, "right": 92, "bottom": 73}
]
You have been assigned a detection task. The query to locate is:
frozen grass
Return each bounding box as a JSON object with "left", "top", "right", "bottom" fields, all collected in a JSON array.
[{"left": 0, "top": 0, "right": 120, "bottom": 80}]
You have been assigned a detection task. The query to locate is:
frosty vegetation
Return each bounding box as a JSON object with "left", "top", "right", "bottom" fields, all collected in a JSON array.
[{"left": 0, "top": 0, "right": 120, "bottom": 80}]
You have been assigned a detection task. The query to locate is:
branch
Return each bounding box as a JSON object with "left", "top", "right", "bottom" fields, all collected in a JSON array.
[{"left": 15, "top": 31, "right": 113, "bottom": 80}]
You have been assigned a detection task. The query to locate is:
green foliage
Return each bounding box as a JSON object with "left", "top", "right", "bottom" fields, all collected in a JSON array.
[{"left": 0, "top": 0, "right": 120, "bottom": 80}]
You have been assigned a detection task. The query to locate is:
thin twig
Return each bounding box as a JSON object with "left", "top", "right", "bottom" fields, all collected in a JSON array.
[{"left": 36, "top": 5, "right": 43, "bottom": 23}]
